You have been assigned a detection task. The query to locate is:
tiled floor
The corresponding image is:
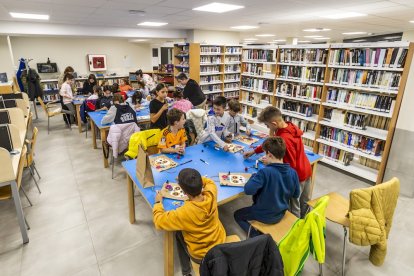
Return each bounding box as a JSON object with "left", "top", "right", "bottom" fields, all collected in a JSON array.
[{"left": 1, "top": 108, "right": 414, "bottom": 276}]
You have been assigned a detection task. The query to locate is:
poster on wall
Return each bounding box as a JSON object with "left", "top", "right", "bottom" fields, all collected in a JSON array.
[{"left": 87, "top": 54, "right": 107, "bottom": 71}]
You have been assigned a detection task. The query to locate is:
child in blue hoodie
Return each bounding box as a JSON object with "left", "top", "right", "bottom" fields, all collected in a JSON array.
[{"left": 234, "top": 137, "right": 300, "bottom": 237}]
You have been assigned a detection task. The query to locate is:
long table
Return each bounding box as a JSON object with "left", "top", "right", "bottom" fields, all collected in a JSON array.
[
  {"left": 73, "top": 95, "right": 87, "bottom": 134},
  {"left": 122, "top": 140, "right": 322, "bottom": 276},
  {"left": 88, "top": 107, "right": 150, "bottom": 167}
]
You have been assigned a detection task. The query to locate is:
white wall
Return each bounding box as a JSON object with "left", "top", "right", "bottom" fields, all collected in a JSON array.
[
  {"left": 1, "top": 36, "right": 153, "bottom": 79},
  {"left": 399, "top": 31, "right": 414, "bottom": 132},
  {"left": 189, "top": 29, "right": 241, "bottom": 45},
  {"left": 0, "top": 36, "right": 15, "bottom": 77}
]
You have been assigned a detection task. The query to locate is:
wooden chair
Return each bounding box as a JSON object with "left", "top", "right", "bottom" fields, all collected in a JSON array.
[
  {"left": 25, "top": 127, "right": 41, "bottom": 193},
  {"left": 37, "top": 97, "right": 71, "bottom": 134},
  {"left": 191, "top": 235, "right": 241, "bottom": 276}
]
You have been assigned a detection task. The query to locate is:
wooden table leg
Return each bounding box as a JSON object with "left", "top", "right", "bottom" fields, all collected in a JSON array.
[
  {"left": 164, "top": 231, "right": 174, "bottom": 276},
  {"left": 90, "top": 119, "right": 97, "bottom": 149},
  {"left": 127, "top": 175, "right": 136, "bottom": 223},
  {"left": 101, "top": 129, "right": 109, "bottom": 168},
  {"left": 76, "top": 104, "right": 82, "bottom": 133},
  {"left": 309, "top": 162, "right": 319, "bottom": 200}
]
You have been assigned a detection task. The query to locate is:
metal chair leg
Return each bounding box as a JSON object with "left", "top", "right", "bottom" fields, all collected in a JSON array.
[
  {"left": 85, "top": 119, "right": 88, "bottom": 138},
  {"left": 28, "top": 166, "right": 41, "bottom": 194},
  {"left": 21, "top": 187, "right": 33, "bottom": 207},
  {"left": 47, "top": 116, "right": 50, "bottom": 134},
  {"left": 319, "top": 263, "right": 323, "bottom": 276},
  {"left": 111, "top": 154, "right": 115, "bottom": 179},
  {"left": 24, "top": 217, "right": 30, "bottom": 230},
  {"left": 32, "top": 162, "right": 41, "bottom": 179},
  {"left": 342, "top": 227, "right": 347, "bottom": 276}
]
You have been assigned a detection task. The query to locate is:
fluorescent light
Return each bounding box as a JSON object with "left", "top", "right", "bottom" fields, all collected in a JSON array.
[
  {"left": 353, "top": 39, "right": 367, "bottom": 42},
  {"left": 131, "top": 39, "right": 148, "bottom": 42},
  {"left": 410, "top": 20, "right": 414, "bottom": 23},
  {"left": 255, "top": 34, "right": 275, "bottom": 37},
  {"left": 273, "top": 39, "right": 286, "bottom": 42},
  {"left": 320, "top": 12, "right": 366, "bottom": 19},
  {"left": 193, "top": 2, "right": 244, "bottom": 13},
  {"left": 137, "top": 22, "right": 168, "bottom": 26},
  {"left": 244, "top": 38, "right": 258, "bottom": 41},
  {"left": 342, "top": 32, "right": 367, "bottom": 35},
  {"left": 303, "top": 28, "right": 330, "bottom": 32},
  {"left": 231, "top": 25, "right": 258, "bottom": 30},
  {"left": 10, "top": 12, "right": 49, "bottom": 20},
  {"left": 298, "top": 40, "right": 311, "bottom": 43},
  {"left": 313, "top": 37, "right": 330, "bottom": 40},
  {"left": 304, "top": 35, "right": 323, "bottom": 38}
]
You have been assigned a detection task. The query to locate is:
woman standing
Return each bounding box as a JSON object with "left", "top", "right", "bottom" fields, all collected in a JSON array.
[{"left": 82, "top": 74, "right": 96, "bottom": 95}]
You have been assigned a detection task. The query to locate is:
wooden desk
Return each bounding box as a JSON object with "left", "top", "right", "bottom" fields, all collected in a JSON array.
[{"left": 73, "top": 96, "right": 86, "bottom": 134}]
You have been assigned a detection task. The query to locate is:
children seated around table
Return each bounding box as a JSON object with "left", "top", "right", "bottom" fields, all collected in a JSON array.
[
  {"left": 153, "top": 168, "right": 226, "bottom": 276},
  {"left": 101, "top": 93, "right": 137, "bottom": 125},
  {"left": 87, "top": 85, "right": 101, "bottom": 100},
  {"left": 119, "top": 78, "right": 133, "bottom": 92},
  {"left": 157, "top": 108, "right": 187, "bottom": 154},
  {"left": 243, "top": 106, "right": 312, "bottom": 218},
  {"left": 149, "top": 83, "right": 169, "bottom": 130},
  {"left": 96, "top": 85, "right": 113, "bottom": 111},
  {"left": 227, "top": 99, "right": 251, "bottom": 137},
  {"left": 197, "top": 96, "right": 232, "bottom": 151},
  {"left": 126, "top": 90, "right": 144, "bottom": 111},
  {"left": 172, "top": 90, "right": 193, "bottom": 113},
  {"left": 234, "top": 137, "right": 300, "bottom": 237}
]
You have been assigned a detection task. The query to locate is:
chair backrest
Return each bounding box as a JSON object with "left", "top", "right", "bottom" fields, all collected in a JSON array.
[
  {"left": 16, "top": 145, "right": 27, "bottom": 189},
  {"left": 124, "top": 128, "right": 161, "bottom": 159},
  {"left": 27, "top": 127, "right": 38, "bottom": 166},
  {"left": 0, "top": 147, "right": 15, "bottom": 182},
  {"left": 5, "top": 108, "right": 25, "bottom": 132},
  {"left": 37, "top": 97, "right": 48, "bottom": 115},
  {"left": 15, "top": 99, "right": 29, "bottom": 117},
  {"left": 186, "top": 109, "right": 207, "bottom": 137}
]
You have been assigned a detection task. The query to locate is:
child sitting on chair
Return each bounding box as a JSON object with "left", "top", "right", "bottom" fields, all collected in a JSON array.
[
  {"left": 172, "top": 90, "right": 193, "bottom": 113},
  {"left": 101, "top": 93, "right": 137, "bottom": 125},
  {"left": 96, "top": 85, "right": 113, "bottom": 111},
  {"left": 227, "top": 99, "right": 251, "bottom": 137},
  {"left": 153, "top": 168, "right": 226, "bottom": 276},
  {"left": 158, "top": 108, "right": 187, "bottom": 154},
  {"left": 197, "top": 96, "right": 232, "bottom": 151},
  {"left": 234, "top": 137, "right": 300, "bottom": 237}
]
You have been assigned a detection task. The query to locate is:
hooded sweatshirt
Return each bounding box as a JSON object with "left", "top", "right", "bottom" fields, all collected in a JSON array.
[
  {"left": 245, "top": 163, "right": 300, "bottom": 224},
  {"left": 153, "top": 177, "right": 226, "bottom": 260},
  {"left": 101, "top": 103, "right": 137, "bottom": 125},
  {"left": 254, "top": 122, "right": 312, "bottom": 182}
]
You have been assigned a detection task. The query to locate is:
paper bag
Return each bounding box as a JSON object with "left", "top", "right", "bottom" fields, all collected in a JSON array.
[{"left": 136, "top": 144, "right": 155, "bottom": 188}]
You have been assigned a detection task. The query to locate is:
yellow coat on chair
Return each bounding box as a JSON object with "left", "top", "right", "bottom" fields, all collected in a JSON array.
[
  {"left": 348, "top": 177, "right": 400, "bottom": 266},
  {"left": 124, "top": 129, "right": 161, "bottom": 159}
]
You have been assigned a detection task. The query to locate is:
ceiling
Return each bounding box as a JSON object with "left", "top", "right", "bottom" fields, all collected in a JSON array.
[{"left": 0, "top": 0, "right": 414, "bottom": 43}]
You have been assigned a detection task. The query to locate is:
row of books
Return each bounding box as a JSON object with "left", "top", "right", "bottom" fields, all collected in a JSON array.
[
  {"left": 244, "top": 106, "right": 258, "bottom": 118},
  {"left": 243, "top": 92, "right": 271, "bottom": 106},
  {"left": 242, "top": 49, "right": 275, "bottom": 62},
  {"left": 278, "top": 99, "right": 317, "bottom": 117},
  {"left": 42, "top": 94, "right": 60, "bottom": 102},
  {"left": 201, "top": 46, "right": 221, "bottom": 54},
  {"left": 303, "top": 138, "right": 314, "bottom": 149},
  {"left": 43, "top": 83, "right": 59, "bottom": 90},
  {"left": 178, "top": 46, "right": 189, "bottom": 55},
  {"left": 224, "top": 91, "right": 239, "bottom": 99},
  {"left": 201, "top": 84, "right": 221, "bottom": 92},
  {"left": 277, "top": 83, "right": 322, "bottom": 101},
  {"left": 329, "top": 69, "right": 401, "bottom": 89},
  {"left": 279, "top": 66, "right": 325, "bottom": 83},
  {"left": 224, "top": 74, "right": 239, "bottom": 81},
  {"left": 200, "top": 66, "right": 220, "bottom": 73},
  {"left": 279, "top": 48, "right": 328, "bottom": 64},
  {"left": 200, "top": 75, "right": 221, "bottom": 83},
  {"left": 241, "top": 78, "right": 274, "bottom": 92},
  {"left": 359, "top": 156, "right": 380, "bottom": 170},
  {"left": 225, "top": 57, "right": 241, "bottom": 63},
  {"left": 326, "top": 89, "right": 395, "bottom": 113},
  {"left": 319, "top": 144, "right": 355, "bottom": 166},
  {"left": 224, "top": 83, "right": 239, "bottom": 90},
  {"left": 225, "top": 65, "right": 241, "bottom": 72},
  {"left": 200, "top": 56, "right": 222, "bottom": 63},
  {"left": 328, "top": 47, "right": 408, "bottom": 68},
  {"left": 320, "top": 126, "right": 383, "bottom": 156},
  {"left": 225, "top": 47, "right": 242, "bottom": 54},
  {"left": 242, "top": 63, "right": 275, "bottom": 76},
  {"left": 284, "top": 116, "right": 316, "bottom": 133}
]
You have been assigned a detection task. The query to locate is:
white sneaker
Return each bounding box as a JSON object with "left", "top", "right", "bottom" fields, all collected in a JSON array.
[{"left": 71, "top": 124, "right": 79, "bottom": 128}]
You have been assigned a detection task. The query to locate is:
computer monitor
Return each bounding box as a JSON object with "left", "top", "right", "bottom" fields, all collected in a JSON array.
[{"left": 0, "top": 72, "right": 7, "bottom": 83}]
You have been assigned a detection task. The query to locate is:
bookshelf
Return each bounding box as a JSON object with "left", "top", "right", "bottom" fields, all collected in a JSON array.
[
  {"left": 199, "top": 45, "right": 225, "bottom": 104},
  {"left": 173, "top": 43, "right": 200, "bottom": 87},
  {"left": 223, "top": 45, "right": 243, "bottom": 100},
  {"left": 240, "top": 45, "right": 277, "bottom": 132}
]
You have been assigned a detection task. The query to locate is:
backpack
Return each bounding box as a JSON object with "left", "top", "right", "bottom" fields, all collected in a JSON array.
[{"left": 184, "top": 119, "right": 198, "bottom": 146}]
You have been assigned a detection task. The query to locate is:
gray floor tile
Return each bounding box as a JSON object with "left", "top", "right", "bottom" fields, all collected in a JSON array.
[
  {"left": 0, "top": 246, "right": 22, "bottom": 276},
  {"left": 70, "top": 264, "right": 101, "bottom": 276}
]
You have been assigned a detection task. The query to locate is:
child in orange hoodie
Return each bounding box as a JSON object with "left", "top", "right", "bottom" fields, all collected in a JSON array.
[{"left": 153, "top": 168, "right": 226, "bottom": 276}]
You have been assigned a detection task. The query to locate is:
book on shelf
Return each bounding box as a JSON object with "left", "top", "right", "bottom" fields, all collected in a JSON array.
[
  {"left": 283, "top": 116, "right": 316, "bottom": 133},
  {"left": 277, "top": 99, "right": 318, "bottom": 118},
  {"left": 279, "top": 48, "right": 328, "bottom": 64},
  {"left": 241, "top": 77, "right": 274, "bottom": 92},
  {"left": 224, "top": 91, "right": 239, "bottom": 99},
  {"left": 277, "top": 83, "right": 322, "bottom": 101},
  {"left": 278, "top": 65, "right": 325, "bottom": 83},
  {"left": 225, "top": 46, "right": 242, "bottom": 54},
  {"left": 242, "top": 63, "right": 275, "bottom": 76},
  {"left": 200, "top": 46, "right": 221, "bottom": 54},
  {"left": 329, "top": 69, "right": 401, "bottom": 90},
  {"left": 225, "top": 64, "right": 240, "bottom": 72},
  {"left": 329, "top": 47, "right": 408, "bottom": 68},
  {"left": 200, "top": 66, "right": 220, "bottom": 73},
  {"left": 225, "top": 56, "right": 241, "bottom": 63},
  {"left": 200, "top": 56, "right": 222, "bottom": 64},
  {"left": 224, "top": 74, "right": 240, "bottom": 82},
  {"left": 224, "top": 83, "right": 239, "bottom": 90},
  {"left": 200, "top": 75, "right": 221, "bottom": 83},
  {"left": 242, "top": 49, "right": 275, "bottom": 62},
  {"left": 201, "top": 84, "right": 221, "bottom": 92}
]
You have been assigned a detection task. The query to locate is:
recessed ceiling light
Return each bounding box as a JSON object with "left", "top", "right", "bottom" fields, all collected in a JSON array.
[
  {"left": 320, "top": 12, "right": 366, "bottom": 19},
  {"left": 298, "top": 40, "right": 311, "bottom": 43},
  {"left": 193, "top": 2, "right": 244, "bottom": 13},
  {"left": 313, "top": 37, "right": 330, "bottom": 40},
  {"left": 255, "top": 34, "right": 275, "bottom": 37},
  {"left": 342, "top": 32, "right": 367, "bottom": 35},
  {"left": 304, "top": 35, "right": 323, "bottom": 38},
  {"left": 303, "top": 28, "right": 330, "bottom": 32},
  {"left": 131, "top": 39, "right": 149, "bottom": 42},
  {"left": 10, "top": 12, "right": 49, "bottom": 20},
  {"left": 410, "top": 20, "right": 414, "bottom": 23},
  {"left": 244, "top": 38, "right": 258, "bottom": 41},
  {"left": 273, "top": 39, "right": 286, "bottom": 42},
  {"left": 231, "top": 25, "right": 258, "bottom": 30},
  {"left": 137, "top": 22, "right": 168, "bottom": 26}
]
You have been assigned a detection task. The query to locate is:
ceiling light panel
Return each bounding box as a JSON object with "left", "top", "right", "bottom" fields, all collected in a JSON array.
[
  {"left": 255, "top": 34, "right": 275, "bottom": 37},
  {"left": 10, "top": 12, "right": 49, "bottom": 20},
  {"left": 193, "top": 3, "right": 244, "bottom": 13},
  {"left": 137, "top": 22, "right": 168, "bottom": 26},
  {"left": 320, "top": 12, "right": 366, "bottom": 19},
  {"left": 231, "top": 25, "right": 258, "bottom": 30}
]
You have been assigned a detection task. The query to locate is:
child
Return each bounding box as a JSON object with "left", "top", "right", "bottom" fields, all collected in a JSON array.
[
  {"left": 172, "top": 90, "right": 193, "bottom": 113},
  {"left": 227, "top": 99, "right": 251, "bottom": 137},
  {"left": 87, "top": 85, "right": 101, "bottom": 100},
  {"left": 197, "top": 96, "right": 231, "bottom": 151},
  {"left": 101, "top": 93, "right": 137, "bottom": 125},
  {"left": 153, "top": 168, "right": 226, "bottom": 276},
  {"left": 243, "top": 106, "right": 312, "bottom": 218},
  {"left": 119, "top": 78, "right": 133, "bottom": 92},
  {"left": 96, "top": 85, "right": 113, "bottom": 111},
  {"left": 234, "top": 137, "right": 300, "bottom": 237},
  {"left": 82, "top": 74, "right": 97, "bottom": 95},
  {"left": 149, "top": 83, "right": 169, "bottom": 129},
  {"left": 59, "top": 73, "right": 77, "bottom": 127},
  {"left": 158, "top": 108, "right": 187, "bottom": 154},
  {"left": 126, "top": 90, "right": 144, "bottom": 110}
]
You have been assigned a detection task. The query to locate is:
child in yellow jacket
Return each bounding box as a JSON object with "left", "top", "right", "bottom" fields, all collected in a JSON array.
[{"left": 153, "top": 168, "right": 226, "bottom": 276}]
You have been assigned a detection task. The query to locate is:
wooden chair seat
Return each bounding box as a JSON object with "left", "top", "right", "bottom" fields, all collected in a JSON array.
[
  {"left": 249, "top": 211, "right": 298, "bottom": 243},
  {"left": 47, "top": 106, "right": 63, "bottom": 116},
  {"left": 191, "top": 235, "right": 241, "bottom": 276},
  {"left": 308, "top": 192, "right": 350, "bottom": 227}
]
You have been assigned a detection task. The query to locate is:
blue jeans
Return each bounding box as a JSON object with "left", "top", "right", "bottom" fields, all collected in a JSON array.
[{"left": 234, "top": 207, "right": 261, "bottom": 237}]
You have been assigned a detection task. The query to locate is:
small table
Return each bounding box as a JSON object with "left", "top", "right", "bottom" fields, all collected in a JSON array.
[
  {"left": 88, "top": 108, "right": 150, "bottom": 167},
  {"left": 123, "top": 141, "right": 322, "bottom": 276},
  {"left": 73, "top": 96, "right": 87, "bottom": 134}
]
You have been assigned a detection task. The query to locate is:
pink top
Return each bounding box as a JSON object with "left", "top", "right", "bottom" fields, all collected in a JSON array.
[{"left": 172, "top": 99, "right": 193, "bottom": 113}]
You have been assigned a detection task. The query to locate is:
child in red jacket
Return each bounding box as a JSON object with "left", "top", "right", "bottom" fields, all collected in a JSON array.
[{"left": 244, "top": 106, "right": 311, "bottom": 218}]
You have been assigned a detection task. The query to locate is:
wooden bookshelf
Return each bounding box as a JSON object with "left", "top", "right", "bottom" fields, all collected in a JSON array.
[
  {"left": 223, "top": 45, "right": 243, "bottom": 100},
  {"left": 199, "top": 44, "right": 224, "bottom": 103},
  {"left": 173, "top": 43, "right": 200, "bottom": 87}
]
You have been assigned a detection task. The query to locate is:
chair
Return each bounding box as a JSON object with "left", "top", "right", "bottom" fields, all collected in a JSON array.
[
  {"left": 124, "top": 129, "right": 161, "bottom": 159},
  {"left": 191, "top": 235, "right": 241, "bottom": 276},
  {"left": 3, "top": 108, "right": 26, "bottom": 145},
  {"left": 37, "top": 97, "right": 71, "bottom": 134},
  {"left": 24, "top": 127, "right": 41, "bottom": 193}
]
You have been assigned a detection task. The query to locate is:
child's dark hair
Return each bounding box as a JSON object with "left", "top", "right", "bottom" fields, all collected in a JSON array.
[
  {"left": 213, "top": 96, "right": 226, "bottom": 108},
  {"left": 154, "top": 83, "right": 167, "bottom": 96},
  {"left": 113, "top": 93, "right": 124, "bottom": 104},
  {"left": 93, "top": 85, "right": 102, "bottom": 95},
  {"left": 258, "top": 106, "right": 283, "bottom": 124},
  {"left": 103, "top": 85, "right": 113, "bottom": 93},
  {"left": 112, "top": 83, "right": 119, "bottom": 93},
  {"left": 167, "top": 108, "right": 184, "bottom": 126},
  {"left": 122, "top": 78, "right": 130, "bottom": 85},
  {"left": 176, "top": 72, "right": 188, "bottom": 81},
  {"left": 132, "top": 90, "right": 143, "bottom": 104},
  {"left": 64, "top": 73, "right": 74, "bottom": 81},
  {"left": 262, "top": 137, "right": 286, "bottom": 160},
  {"left": 135, "top": 69, "right": 143, "bottom": 77},
  {"left": 178, "top": 168, "right": 203, "bottom": 197},
  {"left": 228, "top": 99, "right": 241, "bottom": 113},
  {"left": 88, "top": 74, "right": 96, "bottom": 83},
  {"left": 173, "top": 90, "right": 183, "bottom": 99}
]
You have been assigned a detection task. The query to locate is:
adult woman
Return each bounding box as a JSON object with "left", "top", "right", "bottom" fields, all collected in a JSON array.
[{"left": 82, "top": 74, "right": 97, "bottom": 95}]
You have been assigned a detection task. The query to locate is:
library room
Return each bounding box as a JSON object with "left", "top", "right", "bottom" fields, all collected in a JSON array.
[{"left": 1, "top": 1, "right": 414, "bottom": 275}]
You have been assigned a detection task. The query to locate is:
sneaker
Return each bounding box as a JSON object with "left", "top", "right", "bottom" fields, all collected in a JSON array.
[{"left": 71, "top": 124, "right": 79, "bottom": 128}]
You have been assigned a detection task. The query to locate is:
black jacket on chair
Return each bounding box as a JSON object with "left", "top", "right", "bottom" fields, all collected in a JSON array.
[{"left": 200, "top": 234, "right": 284, "bottom": 276}]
